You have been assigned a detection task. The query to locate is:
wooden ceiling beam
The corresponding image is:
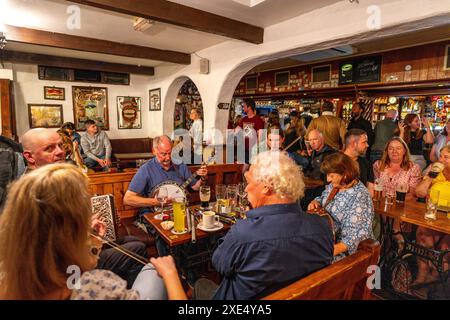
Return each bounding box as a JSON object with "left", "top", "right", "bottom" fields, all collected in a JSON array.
[
  {"left": 0, "top": 50, "right": 155, "bottom": 76},
  {"left": 3, "top": 24, "right": 190, "bottom": 64},
  {"left": 69, "top": 0, "right": 264, "bottom": 44}
]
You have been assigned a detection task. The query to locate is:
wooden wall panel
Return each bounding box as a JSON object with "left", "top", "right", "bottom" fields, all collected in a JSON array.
[{"left": 236, "top": 41, "right": 450, "bottom": 97}]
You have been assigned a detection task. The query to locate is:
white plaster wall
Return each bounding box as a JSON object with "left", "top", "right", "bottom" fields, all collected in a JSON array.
[
  {"left": 151, "top": 0, "right": 450, "bottom": 138},
  {"left": 8, "top": 63, "right": 153, "bottom": 139}
]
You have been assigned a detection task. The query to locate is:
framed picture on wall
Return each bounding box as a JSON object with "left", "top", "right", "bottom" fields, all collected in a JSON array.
[
  {"left": 72, "top": 86, "right": 109, "bottom": 131},
  {"left": 28, "top": 104, "right": 63, "bottom": 128},
  {"left": 117, "top": 96, "right": 142, "bottom": 129},
  {"left": 44, "top": 86, "right": 65, "bottom": 100},
  {"left": 149, "top": 88, "right": 161, "bottom": 111}
]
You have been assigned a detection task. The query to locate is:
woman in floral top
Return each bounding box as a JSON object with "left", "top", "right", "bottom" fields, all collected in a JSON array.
[
  {"left": 0, "top": 164, "right": 186, "bottom": 300},
  {"left": 308, "top": 153, "right": 374, "bottom": 258},
  {"left": 373, "top": 136, "right": 422, "bottom": 200}
]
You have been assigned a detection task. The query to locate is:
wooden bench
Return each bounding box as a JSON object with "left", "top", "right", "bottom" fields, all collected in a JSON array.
[
  {"left": 262, "top": 239, "right": 381, "bottom": 300},
  {"left": 88, "top": 163, "right": 244, "bottom": 219}
]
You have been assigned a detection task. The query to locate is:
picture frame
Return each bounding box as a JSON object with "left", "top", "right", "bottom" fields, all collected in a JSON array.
[
  {"left": 28, "top": 104, "right": 63, "bottom": 128},
  {"left": 44, "top": 86, "right": 65, "bottom": 100},
  {"left": 117, "top": 96, "right": 142, "bottom": 129},
  {"left": 149, "top": 88, "right": 161, "bottom": 111},
  {"left": 72, "top": 86, "right": 109, "bottom": 131}
]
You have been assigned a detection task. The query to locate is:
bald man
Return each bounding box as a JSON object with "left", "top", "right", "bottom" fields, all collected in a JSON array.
[
  {"left": 19, "top": 128, "right": 148, "bottom": 289},
  {"left": 371, "top": 109, "right": 399, "bottom": 163},
  {"left": 21, "top": 128, "right": 66, "bottom": 170}
]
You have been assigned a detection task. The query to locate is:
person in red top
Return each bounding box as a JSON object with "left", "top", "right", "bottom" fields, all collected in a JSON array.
[{"left": 236, "top": 98, "right": 265, "bottom": 164}]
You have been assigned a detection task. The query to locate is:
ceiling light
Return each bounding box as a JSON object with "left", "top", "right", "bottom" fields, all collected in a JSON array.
[
  {"left": 232, "top": 0, "right": 266, "bottom": 7},
  {"left": 133, "top": 17, "right": 154, "bottom": 32}
]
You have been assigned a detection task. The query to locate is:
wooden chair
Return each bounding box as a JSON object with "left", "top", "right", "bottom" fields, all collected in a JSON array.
[{"left": 262, "top": 239, "right": 381, "bottom": 300}]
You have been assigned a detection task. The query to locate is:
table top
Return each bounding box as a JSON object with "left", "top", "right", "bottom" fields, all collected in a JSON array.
[
  {"left": 114, "top": 152, "right": 154, "bottom": 160},
  {"left": 143, "top": 206, "right": 232, "bottom": 247},
  {"left": 374, "top": 198, "right": 450, "bottom": 234}
]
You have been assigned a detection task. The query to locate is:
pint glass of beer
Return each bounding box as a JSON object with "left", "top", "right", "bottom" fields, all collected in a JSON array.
[
  {"left": 395, "top": 183, "right": 408, "bottom": 203},
  {"left": 173, "top": 197, "right": 186, "bottom": 233},
  {"left": 374, "top": 179, "right": 383, "bottom": 202}
]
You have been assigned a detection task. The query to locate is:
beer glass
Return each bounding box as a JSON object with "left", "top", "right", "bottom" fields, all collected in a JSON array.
[
  {"left": 200, "top": 185, "right": 211, "bottom": 209},
  {"left": 425, "top": 189, "right": 439, "bottom": 221},
  {"left": 173, "top": 197, "right": 187, "bottom": 233},
  {"left": 226, "top": 184, "right": 238, "bottom": 211},
  {"left": 373, "top": 179, "right": 383, "bottom": 202},
  {"left": 395, "top": 183, "right": 408, "bottom": 203},
  {"left": 216, "top": 184, "right": 228, "bottom": 213}
]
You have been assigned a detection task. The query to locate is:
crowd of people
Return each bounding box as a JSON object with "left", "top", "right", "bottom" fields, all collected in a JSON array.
[{"left": 0, "top": 97, "right": 448, "bottom": 300}]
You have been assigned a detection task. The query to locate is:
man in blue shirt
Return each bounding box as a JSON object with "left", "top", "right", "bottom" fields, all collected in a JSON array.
[
  {"left": 124, "top": 135, "right": 207, "bottom": 213},
  {"left": 196, "top": 151, "right": 334, "bottom": 300},
  {"left": 124, "top": 135, "right": 207, "bottom": 260}
]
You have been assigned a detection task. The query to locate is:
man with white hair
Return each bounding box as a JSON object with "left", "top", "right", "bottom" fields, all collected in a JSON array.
[
  {"left": 195, "top": 151, "right": 333, "bottom": 300},
  {"left": 370, "top": 109, "right": 399, "bottom": 163}
]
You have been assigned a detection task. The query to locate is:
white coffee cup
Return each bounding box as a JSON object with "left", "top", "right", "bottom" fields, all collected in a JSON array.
[{"left": 202, "top": 211, "right": 220, "bottom": 229}]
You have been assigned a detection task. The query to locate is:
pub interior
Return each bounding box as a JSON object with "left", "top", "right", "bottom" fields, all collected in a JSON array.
[{"left": 0, "top": 0, "right": 449, "bottom": 302}]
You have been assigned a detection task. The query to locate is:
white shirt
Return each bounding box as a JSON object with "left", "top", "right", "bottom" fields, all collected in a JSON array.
[{"left": 189, "top": 119, "right": 203, "bottom": 144}]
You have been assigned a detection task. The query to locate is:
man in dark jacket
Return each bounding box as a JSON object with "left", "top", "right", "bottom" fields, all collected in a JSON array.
[{"left": 347, "top": 102, "right": 374, "bottom": 157}]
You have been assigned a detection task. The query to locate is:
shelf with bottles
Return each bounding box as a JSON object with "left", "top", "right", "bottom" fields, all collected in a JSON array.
[{"left": 372, "top": 96, "right": 398, "bottom": 125}]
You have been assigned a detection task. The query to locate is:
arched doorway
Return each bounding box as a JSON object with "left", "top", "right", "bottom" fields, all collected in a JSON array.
[{"left": 174, "top": 79, "right": 204, "bottom": 132}]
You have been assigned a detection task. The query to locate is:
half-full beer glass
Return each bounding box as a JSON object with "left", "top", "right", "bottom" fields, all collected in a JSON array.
[{"left": 173, "top": 197, "right": 186, "bottom": 233}]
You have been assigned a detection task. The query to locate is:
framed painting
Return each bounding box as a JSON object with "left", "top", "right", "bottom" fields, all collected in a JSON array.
[
  {"left": 72, "top": 86, "right": 109, "bottom": 130},
  {"left": 149, "top": 88, "right": 161, "bottom": 111},
  {"left": 44, "top": 86, "right": 65, "bottom": 100},
  {"left": 117, "top": 96, "right": 142, "bottom": 129},
  {"left": 28, "top": 104, "right": 63, "bottom": 128}
]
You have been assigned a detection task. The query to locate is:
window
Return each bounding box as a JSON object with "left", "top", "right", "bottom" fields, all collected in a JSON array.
[
  {"left": 38, "top": 66, "right": 130, "bottom": 85},
  {"left": 312, "top": 65, "right": 331, "bottom": 83},
  {"left": 275, "top": 71, "right": 289, "bottom": 87}
]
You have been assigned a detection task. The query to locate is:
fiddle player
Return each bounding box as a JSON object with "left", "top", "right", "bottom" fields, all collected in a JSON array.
[{"left": 20, "top": 128, "right": 148, "bottom": 288}]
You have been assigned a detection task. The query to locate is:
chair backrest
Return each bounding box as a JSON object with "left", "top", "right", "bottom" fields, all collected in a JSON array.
[{"left": 262, "top": 239, "right": 380, "bottom": 300}]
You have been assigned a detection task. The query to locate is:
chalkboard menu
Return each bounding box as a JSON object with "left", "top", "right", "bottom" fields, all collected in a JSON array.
[{"left": 339, "top": 56, "right": 382, "bottom": 85}]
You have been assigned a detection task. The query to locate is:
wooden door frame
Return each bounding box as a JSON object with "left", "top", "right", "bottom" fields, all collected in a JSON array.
[{"left": 0, "top": 79, "right": 17, "bottom": 140}]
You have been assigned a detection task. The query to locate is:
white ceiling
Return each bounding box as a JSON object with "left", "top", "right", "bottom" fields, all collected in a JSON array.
[
  {"left": 0, "top": 0, "right": 342, "bottom": 67},
  {"left": 169, "top": 0, "right": 341, "bottom": 27}
]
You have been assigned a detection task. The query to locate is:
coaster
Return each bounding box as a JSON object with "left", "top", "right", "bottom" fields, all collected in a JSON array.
[{"left": 171, "top": 228, "right": 188, "bottom": 235}]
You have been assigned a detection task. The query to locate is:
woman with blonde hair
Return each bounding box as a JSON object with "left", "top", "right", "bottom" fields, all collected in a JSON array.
[
  {"left": 0, "top": 163, "right": 186, "bottom": 300},
  {"left": 373, "top": 136, "right": 422, "bottom": 199},
  {"left": 413, "top": 145, "right": 450, "bottom": 292}
]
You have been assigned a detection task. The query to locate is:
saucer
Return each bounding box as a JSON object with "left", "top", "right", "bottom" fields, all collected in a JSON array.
[
  {"left": 171, "top": 228, "right": 188, "bottom": 235},
  {"left": 197, "top": 221, "right": 223, "bottom": 232}
]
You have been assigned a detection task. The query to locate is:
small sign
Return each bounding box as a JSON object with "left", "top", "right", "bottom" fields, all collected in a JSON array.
[
  {"left": 218, "top": 103, "right": 230, "bottom": 110},
  {"left": 339, "top": 56, "right": 382, "bottom": 85}
]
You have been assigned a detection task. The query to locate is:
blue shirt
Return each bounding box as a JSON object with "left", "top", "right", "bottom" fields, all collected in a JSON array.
[
  {"left": 128, "top": 158, "right": 195, "bottom": 197},
  {"left": 212, "top": 203, "right": 334, "bottom": 300},
  {"left": 315, "top": 181, "right": 374, "bottom": 256}
]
